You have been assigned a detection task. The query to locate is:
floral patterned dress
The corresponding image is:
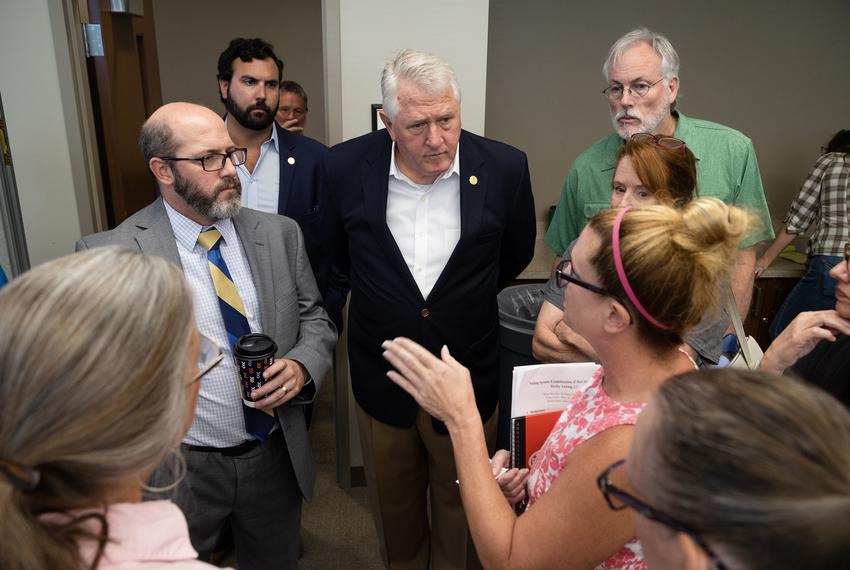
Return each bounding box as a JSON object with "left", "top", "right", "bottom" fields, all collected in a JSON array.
[{"left": 525, "top": 367, "right": 646, "bottom": 570}]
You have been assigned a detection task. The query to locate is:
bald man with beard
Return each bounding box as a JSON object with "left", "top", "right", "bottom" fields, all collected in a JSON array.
[{"left": 76, "top": 102, "right": 335, "bottom": 570}]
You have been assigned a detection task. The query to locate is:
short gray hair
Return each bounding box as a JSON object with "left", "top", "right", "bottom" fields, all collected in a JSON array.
[
  {"left": 603, "top": 27, "right": 680, "bottom": 81},
  {"left": 381, "top": 49, "right": 461, "bottom": 122},
  {"left": 0, "top": 247, "right": 196, "bottom": 569}
]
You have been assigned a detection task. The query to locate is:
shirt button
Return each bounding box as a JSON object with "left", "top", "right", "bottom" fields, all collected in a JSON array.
[{"left": 420, "top": 308, "right": 430, "bottom": 318}]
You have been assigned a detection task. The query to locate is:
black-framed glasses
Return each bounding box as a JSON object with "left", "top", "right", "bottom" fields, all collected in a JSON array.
[
  {"left": 160, "top": 148, "right": 247, "bottom": 172},
  {"left": 597, "top": 459, "right": 730, "bottom": 570},
  {"left": 629, "top": 133, "right": 687, "bottom": 154},
  {"left": 603, "top": 78, "right": 664, "bottom": 101},
  {"left": 556, "top": 258, "right": 630, "bottom": 308},
  {"left": 191, "top": 333, "right": 224, "bottom": 384}
]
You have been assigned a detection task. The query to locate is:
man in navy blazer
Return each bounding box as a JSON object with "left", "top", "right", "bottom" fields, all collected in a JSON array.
[
  {"left": 321, "top": 49, "right": 535, "bottom": 569},
  {"left": 216, "top": 38, "right": 334, "bottom": 321}
]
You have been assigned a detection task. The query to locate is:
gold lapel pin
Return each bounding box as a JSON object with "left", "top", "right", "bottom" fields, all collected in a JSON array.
[
  {"left": 287, "top": 157, "right": 296, "bottom": 165},
  {"left": 469, "top": 175, "right": 478, "bottom": 186}
]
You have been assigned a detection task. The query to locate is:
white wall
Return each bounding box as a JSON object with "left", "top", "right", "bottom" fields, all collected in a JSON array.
[
  {"left": 327, "top": 0, "right": 490, "bottom": 143},
  {"left": 0, "top": 0, "right": 92, "bottom": 266}
]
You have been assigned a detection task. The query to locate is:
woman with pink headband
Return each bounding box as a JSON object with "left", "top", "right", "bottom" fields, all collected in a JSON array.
[
  {"left": 534, "top": 135, "right": 728, "bottom": 368},
  {"left": 382, "top": 198, "right": 750, "bottom": 569}
]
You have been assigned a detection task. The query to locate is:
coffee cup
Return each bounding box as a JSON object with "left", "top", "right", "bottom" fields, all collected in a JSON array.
[{"left": 233, "top": 333, "right": 278, "bottom": 408}]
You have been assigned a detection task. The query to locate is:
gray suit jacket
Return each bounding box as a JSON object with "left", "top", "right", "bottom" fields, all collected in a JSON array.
[{"left": 76, "top": 198, "right": 336, "bottom": 500}]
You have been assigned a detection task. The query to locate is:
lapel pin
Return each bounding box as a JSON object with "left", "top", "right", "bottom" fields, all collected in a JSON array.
[
  {"left": 287, "top": 156, "right": 296, "bottom": 165},
  {"left": 469, "top": 175, "right": 478, "bottom": 186}
]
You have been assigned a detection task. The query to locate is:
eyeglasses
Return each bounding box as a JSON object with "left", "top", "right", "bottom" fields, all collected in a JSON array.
[
  {"left": 556, "top": 259, "right": 629, "bottom": 308},
  {"left": 160, "top": 148, "right": 248, "bottom": 172},
  {"left": 190, "top": 333, "right": 224, "bottom": 384},
  {"left": 603, "top": 78, "right": 664, "bottom": 102},
  {"left": 629, "top": 133, "right": 687, "bottom": 154},
  {"left": 597, "top": 459, "right": 730, "bottom": 570}
]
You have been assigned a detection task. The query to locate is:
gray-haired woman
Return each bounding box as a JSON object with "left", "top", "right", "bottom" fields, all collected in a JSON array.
[
  {"left": 0, "top": 247, "right": 224, "bottom": 570},
  {"left": 601, "top": 368, "right": 850, "bottom": 569}
]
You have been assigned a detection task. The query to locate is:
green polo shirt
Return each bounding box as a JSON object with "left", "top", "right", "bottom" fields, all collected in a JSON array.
[{"left": 544, "top": 112, "right": 774, "bottom": 254}]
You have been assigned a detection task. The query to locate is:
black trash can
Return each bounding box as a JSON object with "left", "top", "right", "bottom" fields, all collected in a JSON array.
[{"left": 496, "top": 284, "right": 544, "bottom": 450}]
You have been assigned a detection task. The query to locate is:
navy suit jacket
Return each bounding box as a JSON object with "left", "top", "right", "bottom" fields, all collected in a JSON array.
[
  {"left": 274, "top": 124, "right": 330, "bottom": 295},
  {"left": 320, "top": 129, "right": 536, "bottom": 428}
]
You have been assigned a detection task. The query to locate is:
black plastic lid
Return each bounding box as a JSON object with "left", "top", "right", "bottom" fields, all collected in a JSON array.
[{"left": 234, "top": 333, "right": 277, "bottom": 357}]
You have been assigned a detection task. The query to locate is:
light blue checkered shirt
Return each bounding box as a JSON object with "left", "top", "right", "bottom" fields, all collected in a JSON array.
[
  {"left": 164, "top": 201, "right": 263, "bottom": 447},
  {"left": 233, "top": 120, "right": 280, "bottom": 214}
]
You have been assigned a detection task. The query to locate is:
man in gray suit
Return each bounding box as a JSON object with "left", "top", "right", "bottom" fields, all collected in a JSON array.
[{"left": 76, "top": 102, "right": 335, "bottom": 569}]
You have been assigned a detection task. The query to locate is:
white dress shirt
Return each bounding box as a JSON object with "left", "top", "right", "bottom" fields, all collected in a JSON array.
[
  {"left": 233, "top": 121, "right": 280, "bottom": 214},
  {"left": 164, "top": 201, "right": 262, "bottom": 446},
  {"left": 386, "top": 143, "right": 461, "bottom": 299}
]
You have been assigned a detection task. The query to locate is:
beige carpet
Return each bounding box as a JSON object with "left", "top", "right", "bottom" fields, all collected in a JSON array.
[
  {"left": 299, "top": 385, "right": 383, "bottom": 569},
  {"left": 223, "top": 383, "right": 383, "bottom": 569}
]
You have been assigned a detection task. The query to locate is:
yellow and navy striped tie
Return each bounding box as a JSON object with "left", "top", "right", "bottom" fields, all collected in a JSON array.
[{"left": 198, "top": 228, "right": 275, "bottom": 439}]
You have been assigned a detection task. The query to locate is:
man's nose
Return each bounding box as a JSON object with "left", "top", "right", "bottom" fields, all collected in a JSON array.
[
  {"left": 425, "top": 123, "right": 441, "bottom": 146},
  {"left": 221, "top": 155, "right": 238, "bottom": 177},
  {"left": 619, "top": 87, "right": 635, "bottom": 107}
]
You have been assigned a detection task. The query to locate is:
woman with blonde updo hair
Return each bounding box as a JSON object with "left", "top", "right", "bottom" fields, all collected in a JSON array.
[
  {"left": 0, "top": 247, "right": 223, "bottom": 570},
  {"left": 381, "top": 198, "right": 749, "bottom": 569},
  {"left": 604, "top": 368, "right": 850, "bottom": 569},
  {"left": 534, "top": 136, "right": 730, "bottom": 368}
]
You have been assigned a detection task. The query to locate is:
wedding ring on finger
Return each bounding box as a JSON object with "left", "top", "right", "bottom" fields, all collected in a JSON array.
[{"left": 280, "top": 385, "right": 288, "bottom": 395}]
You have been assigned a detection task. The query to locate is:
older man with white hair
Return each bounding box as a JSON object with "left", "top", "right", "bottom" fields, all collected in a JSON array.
[
  {"left": 537, "top": 27, "right": 773, "bottom": 364},
  {"left": 321, "top": 49, "right": 536, "bottom": 569}
]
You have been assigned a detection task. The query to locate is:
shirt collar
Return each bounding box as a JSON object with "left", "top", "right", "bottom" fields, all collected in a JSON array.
[
  {"left": 389, "top": 141, "right": 461, "bottom": 187},
  {"left": 163, "top": 199, "right": 237, "bottom": 252}
]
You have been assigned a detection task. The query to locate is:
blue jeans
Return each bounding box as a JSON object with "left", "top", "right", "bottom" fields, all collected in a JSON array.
[{"left": 769, "top": 255, "right": 842, "bottom": 339}]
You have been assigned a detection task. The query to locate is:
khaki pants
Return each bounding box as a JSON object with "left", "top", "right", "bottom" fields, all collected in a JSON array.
[{"left": 357, "top": 405, "right": 498, "bottom": 570}]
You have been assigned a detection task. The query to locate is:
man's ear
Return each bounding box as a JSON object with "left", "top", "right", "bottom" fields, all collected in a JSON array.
[
  {"left": 219, "top": 79, "right": 229, "bottom": 103},
  {"left": 666, "top": 75, "right": 680, "bottom": 105},
  {"left": 149, "top": 157, "right": 174, "bottom": 186},
  {"left": 379, "top": 111, "right": 395, "bottom": 140},
  {"left": 602, "top": 300, "right": 631, "bottom": 335}
]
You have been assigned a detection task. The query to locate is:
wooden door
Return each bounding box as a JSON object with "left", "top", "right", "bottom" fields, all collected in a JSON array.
[{"left": 82, "top": 0, "right": 162, "bottom": 227}]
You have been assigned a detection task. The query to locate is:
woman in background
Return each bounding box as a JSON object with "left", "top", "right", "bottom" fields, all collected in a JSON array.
[
  {"left": 383, "top": 199, "right": 749, "bottom": 569},
  {"left": 756, "top": 129, "right": 850, "bottom": 338},
  {"left": 0, "top": 247, "right": 223, "bottom": 570},
  {"left": 603, "top": 368, "right": 850, "bottom": 569}
]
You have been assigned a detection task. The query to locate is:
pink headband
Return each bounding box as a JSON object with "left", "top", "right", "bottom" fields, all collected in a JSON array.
[{"left": 612, "top": 207, "right": 671, "bottom": 330}]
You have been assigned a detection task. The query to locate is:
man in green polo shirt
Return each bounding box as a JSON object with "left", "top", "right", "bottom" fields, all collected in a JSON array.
[
  {"left": 536, "top": 27, "right": 773, "bottom": 364},
  {"left": 546, "top": 27, "right": 772, "bottom": 311}
]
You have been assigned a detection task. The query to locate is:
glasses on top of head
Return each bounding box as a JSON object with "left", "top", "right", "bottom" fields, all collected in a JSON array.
[
  {"left": 190, "top": 333, "right": 224, "bottom": 385},
  {"left": 602, "top": 78, "right": 664, "bottom": 102},
  {"left": 630, "top": 133, "right": 688, "bottom": 154},
  {"left": 160, "top": 148, "right": 248, "bottom": 172},
  {"left": 597, "top": 459, "right": 730, "bottom": 570}
]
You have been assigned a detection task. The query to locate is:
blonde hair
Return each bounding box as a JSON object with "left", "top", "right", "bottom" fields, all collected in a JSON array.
[
  {"left": 0, "top": 247, "right": 195, "bottom": 570},
  {"left": 647, "top": 369, "right": 850, "bottom": 569},
  {"left": 588, "top": 198, "right": 750, "bottom": 348}
]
